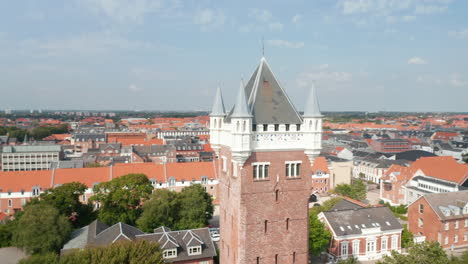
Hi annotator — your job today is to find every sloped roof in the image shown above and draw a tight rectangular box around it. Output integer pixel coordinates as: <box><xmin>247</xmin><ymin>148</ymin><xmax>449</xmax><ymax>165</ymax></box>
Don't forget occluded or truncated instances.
<box><xmin>410</xmin><ymin>156</ymin><xmax>468</xmax><ymax>184</ymax></box>
<box><xmin>421</xmin><ymin>190</ymin><xmax>468</xmax><ymax>221</ymax></box>
<box><xmin>210</xmin><ymin>87</ymin><xmax>226</xmax><ymax>116</ymax></box>
<box><xmin>229</xmin><ymin>57</ymin><xmax>302</xmax><ymax>124</ymax></box>
<box><xmin>311</xmin><ymin>156</ymin><xmax>330</xmax><ymax>174</ymax></box>
<box><xmin>322</xmin><ymin>207</ymin><xmax>402</xmax><ymax>237</ymax></box>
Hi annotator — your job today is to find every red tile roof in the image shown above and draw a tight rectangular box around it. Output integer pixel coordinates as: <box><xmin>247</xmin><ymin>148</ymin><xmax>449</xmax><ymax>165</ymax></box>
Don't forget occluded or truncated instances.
<box><xmin>311</xmin><ymin>157</ymin><xmax>330</xmax><ymax>173</ymax></box>
<box><xmin>410</xmin><ymin>156</ymin><xmax>468</xmax><ymax>184</ymax></box>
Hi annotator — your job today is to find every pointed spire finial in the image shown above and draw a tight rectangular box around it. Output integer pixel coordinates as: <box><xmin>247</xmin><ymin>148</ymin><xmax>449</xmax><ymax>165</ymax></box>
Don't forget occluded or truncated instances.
<box><xmin>303</xmin><ymin>82</ymin><xmax>322</xmax><ymax>118</ymax></box>
<box><xmin>262</xmin><ymin>37</ymin><xmax>265</xmax><ymax>57</ymax></box>
<box><xmin>232</xmin><ymin>79</ymin><xmax>252</xmax><ymax>118</ymax></box>
<box><xmin>210</xmin><ymin>87</ymin><xmax>226</xmax><ymax>116</ymax></box>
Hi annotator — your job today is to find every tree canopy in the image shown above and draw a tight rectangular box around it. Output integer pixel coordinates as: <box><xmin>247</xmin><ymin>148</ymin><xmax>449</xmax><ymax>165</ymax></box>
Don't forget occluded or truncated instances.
<box><xmin>377</xmin><ymin>241</ymin><xmax>449</xmax><ymax>264</ymax></box>
<box><xmin>137</xmin><ymin>184</ymin><xmax>214</xmax><ymax>232</ymax></box>
<box><xmin>91</xmin><ymin>174</ymin><xmax>153</xmax><ymax>226</ymax></box>
<box><xmin>309</xmin><ymin>213</ymin><xmax>331</xmax><ymax>256</ymax></box>
<box><xmin>19</xmin><ymin>240</ymin><xmax>164</xmax><ymax>264</ymax></box>
<box><xmin>29</xmin><ymin>182</ymin><xmax>95</xmax><ymax>227</ymax></box>
<box><xmin>13</xmin><ymin>203</ymin><xmax>72</xmax><ymax>254</ymax></box>
<box><xmin>333</xmin><ymin>180</ymin><xmax>367</xmax><ymax>201</ymax></box>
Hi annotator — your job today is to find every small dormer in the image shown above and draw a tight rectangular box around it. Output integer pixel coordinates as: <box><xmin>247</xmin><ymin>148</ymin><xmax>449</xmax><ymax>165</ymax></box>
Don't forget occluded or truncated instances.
<box><xmin>163</xmin><ymin>248</ymin><xmax>178</xmax><ymax>259</ymax></box>
<box><xmin>439</xmin><ymin>206</ymin><xmax>451</xmax><ymax>217</ymax></box>
<box><xmin>464</xmin><ymin>203</ymin><xmax>468</xmax><ymax>214</ymax></box>
<box><xmin>32</xmin><ymin>185</ymin><xmax>41</xmax><ymax>196</ymax></box>
<box><xmin>448</xmin><ymin>205</ymin><xmax>461</xmax><ymax>216</ymax></box>
<box><xmin>182</xmin><ymin>230</ymin><xmax>204</xmax><ymax>256</ymax></box>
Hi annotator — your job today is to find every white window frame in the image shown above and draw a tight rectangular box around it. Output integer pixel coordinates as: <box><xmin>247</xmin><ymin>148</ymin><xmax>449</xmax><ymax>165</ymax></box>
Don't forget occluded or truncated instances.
<box><xmin>221</xmin><ymin>156</ymin><xmax>227</xmax><ymax>172</ymax></box>
<box><xmin>465</xmin><ymin>219</ymin><xmax>468</xmax><ymax>228</ymax></box>
<box><xmin>366</xmin><ymin>239</ymin><xmax>376</xmax><ymax>254</ymax></box>
<box><xmin>454</xmin><ymin>235</ymin><xmax>458</xmax><ymax>243</ymax></box>
<box><xmin>253</xmin><ymin>162</ymin><xmax>270</xmax><ymax>180</ymax></box>
<box><xmin>8</xmin><ymin>199</ymin><xmax>12</xmax><ymax>207</ymax></box>
<box><xmin>163</xmin><ymin>248</ymin><xmax>177</xmax><ymax>259</ymax></box>
<box><xmin>232</xmin><ymin>161</ymin><xmax>238</xmax><ymax>177</ymax></box>
<box><xmin>445</xmin><ymin>222</ymin><xmax>449</xmax><ymax>231</ymax></box>
<box><xmin>444</xmin><ymin>236</ymin><xmax>449</xmax><ymax>245</ymax></box>
<box><xmin>455</xmin><ymin>220</ymin><xmax>459</xmax><ymax>229</ymax></box>
<box><xmin>285</xmin><ymin>161</ymin><xmax>302</xmax><ymax>178</ymax></box>
<box><xmin>341</xmin><ymin>241</ymin><xmax>349</xmax><ymax>258</ymax></box>
<box><xmin>188</xmin><ymin>245</ymin><xmax>202</xmax><ymax>256</ymax></box>
<box><xmin>381</xmin><ymin>236</ymin><xmax>388</xmax><ymax>252</ymax></box>
<box><xmin>352</xmin><ymin>240</ymin><xmax>360</xmax><ymax>256</ymax></box>
<box><xmin>391</xmin><ymin>235</ymin><xmax>398</xmax><ymax>249</ymax></box>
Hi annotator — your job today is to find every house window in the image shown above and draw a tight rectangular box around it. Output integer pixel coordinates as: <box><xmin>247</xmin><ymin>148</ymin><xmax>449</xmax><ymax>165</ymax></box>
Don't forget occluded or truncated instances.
<box><xmin>419</xmin><ymin>204</ymin><xmax>424</xmax><ymax>213</ymax></box>
<box><xmin>444</xmin><ymin>237</ymin><xmax>448</xmax><ymax>245</ymax></box>
<box><xmin>168</xmin><ymin>178</ymin><xmax>176</xmax><ymax>187</ymax></box>
<box><xmin>274</xmin><ymin>124</ymin><xmax>279</xmax><ymax>131</ymax></box>
<box><xmin>381</xmin><ymin>237</ymin><xmax>388</xmax><ymax>251</ymax></box>
<box><xmin>464</xmin><ymin>234</ymin><xmax>467</xmax><ymax>242</ymax></box>
<box><xmin>445</xmin><ymin>222</ymin><xmax>449</xmax><ymax>231</ymax></box>
<box><xmin>263</xmin><ymin>124</ymin><xmax>268</xmax><ymax>131</ymax></box>
<box><xmin>286</xmin><ymin>218</ymin><xmax>290</xmax><ymax>230</ymax></box>
<box><xmin>352</xmin><ymin>240</ymin><xmax>360</xmax><ymax>256</ymax></box>
<box><xmin>264</xmin><ymin>220</ymin><xmax>268</xmax><ymax>233</ymax></box>
<box><xmin>418</xmin><ymin>218</ymin><xmax>424</xmax><ymax>228</ymax></box>
<box><xmin>285</xmin><ymin>124</ymin><xmax>290</xmax><ymax>131</ymax></box>
<box><xmin>163</xmin><ymin>248</ymin><xmax>177</xmax><ymax>258</ymax></box>
<box><xmin>465</xmin><ymin>219</ymin><xmax>468</xmax><ymax>228</ymax></box>
<box><xmin>232</xmin><ymin>161</ymin><xmax>238</xmax><ymax>177</ymax></box>
<box><xmin>201</xmin><ymin>176</ymin><xmax>208</xmax><ymax>184</ymax></box>
<box><xmin>391</xmin><ymin>235</ymin><xmax>398</xmax><ymax>249</ymax></box>
<box><xmin>341</xmin><ymin>242</ymin><xmax>349</xmax><ymax>257</ymax></box>
<box><xmin>21</xmin><ymin>199</ymin><xmax>26</xmax><ymax>206</ymax></box>
<box><xmin>188</xmin><ymin>246</ymin><xmax>202</xmax><ymax>256</ymax></box>
<box><xmin>8</xmin><ymin>199</ymin><xmax>12</xmax><ymax>207</ymax></box>
<box><xmin>285</xmin><ymin>161</ymin><xmax>301</xmax><ymax>178</ymax></box>
<box><xmin>455</xmin><ymin>221</ymin><xmax>459</xmax><ymax>229</ymax></box>
<box><xmin>454</xmin><ymin>235</ymin><xmax>458</xmax><ymax>243</ymax></box>
<box><xmin>253</xmin><ymin>163</ymin><xmax>270</xmax><ymax>180</ymax></box>
<box><xmin>222</xmin><ymin>156</ymin><xmax>227</xmax><ymax>172</ymax></box>
<box><xmin>366</xmin><ymin>240</ymin><xmax>376</xmax><ymax>253</ymax></box>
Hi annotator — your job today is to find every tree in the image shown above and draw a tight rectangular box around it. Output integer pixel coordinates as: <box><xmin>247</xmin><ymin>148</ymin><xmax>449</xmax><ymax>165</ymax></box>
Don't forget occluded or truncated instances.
<box><xmin>401</xmin><ymin>224</ymin><xmax>413</xmax><ymax>248</ymax></box>
<box><xmin>13</xmin><ymin>204</ymin><xmax>72</xmax><ymax>254</ymax></box>
<box><xmin>19</xmin><ymin>240</ymin><xmax>164</xmax><ymax>264</ymax></box>
<box><xmin>91</xmin><ymin>174</ymin><xmax>153</xmax><ymax>226</ymax></box>
<box><xmin>31</xmin><ymin>182</ymin><xmax>95</xmax><ymax>227</ymax></box>
<box><xmin>175</xmin><ymin>184</ymin><xmax>214</xmax><ymax>230</ymax></box>
<box><xmin>136</xmin><ymin>189</ymin><xmax>179</xmax><ymax>232</ymax></box>
<box><xmin>334</xmin><ymin>180</ymin><xmax>367</xmax><ymax>201</ymax></box>
<box><xmin>309</xmin><ymin>213</ymin><xmax>331</xmax><ymax>256</ymax></box>
<box><xmin>377</xmin><ymin>241</ymin><xmax>449</xmax><ymax>264</ymax></box>
<box><xmin>338</xmin><ymin>257</ymin><xmax>360</xmax><ymax>264</ymax></box>
<box><xmin>0</xmin><ymin>221</ymin><xmax>13</xmax><ymax>247</ymax></box>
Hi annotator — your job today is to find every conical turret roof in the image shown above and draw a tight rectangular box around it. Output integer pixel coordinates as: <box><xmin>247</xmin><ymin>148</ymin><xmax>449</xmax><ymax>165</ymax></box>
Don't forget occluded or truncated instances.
<box><xmin>303</xmin><ymin>83</ymin><xmax>322</xmax><ymax>118</ymax></box>
<box><xmin>231</xmin><ymin>80</ymin><xmax>252</xmax><ymax>118</ymax></box>
<box><xmin>210</xmin><ymin>87</ymin><xmax>226</xmax><ymax>116</ymax></box>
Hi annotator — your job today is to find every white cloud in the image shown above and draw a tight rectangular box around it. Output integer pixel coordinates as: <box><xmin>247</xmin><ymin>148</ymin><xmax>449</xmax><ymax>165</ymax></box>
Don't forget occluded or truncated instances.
<box><xmin>77</xmin><ymin>0</ymin><xmax>181</xmax><ymax>23</ymax></box>
<box><xmin>448</xmin><ymin>29</ymin><xmax>468</xmax><ymax>39</ymax></box>
<box><xmin>194</xmin><ymin>9</ymin><xmax>226</xmax><ymax>31</ymax></box>
<box><xmin>292</xmin><ymin>14</ymin><xmax>302</xmax><ymax>24</ymax></box>
<box><xmin>128</xmin><ymin>84</ymin><xmax>143</xmax><ymax>92</ymax></box>
<box><xmin>267</xmin><ymin>39</ymin><xmax>304</xmax><ymax>49</ymax></box>
<box><xmin>297</xmin><ymin>65</ymin><xmax>352</xmax><ymax>88</ymax></box>
<box><xmin>408</xmin><ymin>57</ymin><xmax>427</xmax><ymax>65</ymax></box>
<box><xmin>415</xmin><ymin>5</ymin><xmax>447</xmax><ymax>14</ymax></box>
<box><xmin>269</xmin><ymin>22</ymin><xmax>284</xmax><ymax>31</ymax></box>
<box><xmin>402</xmin><ymin>15</ymin><xmax>416</xmax><ymax>22</ymax></box>
<box><xmin>449</xmin><ymin>74</ymin><xmax>468</xmax><ymax>87</ymax></box>
<box><xmin>249</xmin><ymin>9</ymin><xmax>273</xmax><ymax>22</ymax></box>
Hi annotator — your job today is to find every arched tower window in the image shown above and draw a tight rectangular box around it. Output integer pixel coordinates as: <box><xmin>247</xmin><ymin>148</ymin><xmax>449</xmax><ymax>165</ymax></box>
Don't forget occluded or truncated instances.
<box><xmin>286</xmin><ymin>218</ymin><xmax>290</xmax><ymax>230</ymax></box>
<box><xmin>214</xmin><ymin>119</ymin><xmax>217</xmax><ymax>129</ymax></box>
<box><xmin>243</xmin><ymin>120</ymin><xmax>246</xmax><ymax>132</ymax></box>
<box><xmin>264</xmin><ymin>220</ymin><xmax>268</xmax><ymax>233</ymax></box>
<box><xmin>293</xmin><ymin>252</ymin><xmax>296</xmax><ymax>263</ymax></box>
<box><xmin>275</xmin><ymin>254</ymin><xmax>278</xmax><ymax>264</ymax></box>
<box><xmin>236</xmin><ymin>121</ymin><xmax>240</xmax><ymax>132</ymax></box>
<box><xmin>275</xmin><ymin>190</ymin><xmax>279</xmax><ymax>201</ymax></box>
<box><xmin>309</xmin><ymin>120</ymin><xmax>313</xmax><ymax>129</ymax></box>
<box><xmin>315</xmin><ymin>119</ymin><xmax>319</xmax><ymax>130</ymax></box>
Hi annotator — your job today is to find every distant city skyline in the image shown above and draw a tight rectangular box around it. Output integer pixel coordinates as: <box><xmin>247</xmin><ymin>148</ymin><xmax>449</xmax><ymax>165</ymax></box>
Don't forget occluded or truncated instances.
<box><xmin>1</xmin><ymin>0</ymin><xmax>467</xmax><ymax>112</ymax></box>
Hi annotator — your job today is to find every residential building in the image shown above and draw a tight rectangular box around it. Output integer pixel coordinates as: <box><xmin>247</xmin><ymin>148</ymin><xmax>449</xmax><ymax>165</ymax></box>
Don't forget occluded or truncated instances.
<box><xmin>210</xmin><ymin>57</ymin><xmax>322</xmax><ymax>263</ymax></box>
<box><xmin>319</xmin><ymin>200</ymin><xmax>403</xmax><ymax>262</ymax></box>
<box><xmin>369</xmin><ymin>139</ymin><xmax>412</xmax><ymax>153</ymax></box>
<box><xmin>380</xmin><ymin>165</ymin><xmax>413</xmax><ymax>205</ymax></box>
<box><xmin>62</xmin><ymin>220</ymin><xmax>217</xmax><ymax>263</ymax></box>
<box><xmin>408</xmin><ymin>191</ymin><xmax>468</xmax><ymax>249</ymax></box>
<box><xmin>405</xmin><ymin>156</ymin><xmax>468</xmax><ymax>204</ymax></box>
<box><xmin>311</xmin><ymin>157</ymin><xmax>330</xmax><ymax>194</ymax></box>
<box><xmin>71</xmin><ymin>133</ymin><xmax>106</xmax><ymax>153</ymax></box>
<box><xmin>1</xmin><ymin>145</ymin><xmax>63</xmax><ymax>171</ymax></box>
<box><xmin>328</xmin><ymin>157</ymin><xmax>353</xmax><ymax>188</ymax></box>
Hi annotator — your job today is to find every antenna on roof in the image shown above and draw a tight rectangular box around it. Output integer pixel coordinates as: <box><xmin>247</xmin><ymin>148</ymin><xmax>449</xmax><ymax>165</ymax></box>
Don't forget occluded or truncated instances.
<box><xmin>262</xmin><ymin>37</ymin><xmax>265</xmax><ymax>57</ymax></box>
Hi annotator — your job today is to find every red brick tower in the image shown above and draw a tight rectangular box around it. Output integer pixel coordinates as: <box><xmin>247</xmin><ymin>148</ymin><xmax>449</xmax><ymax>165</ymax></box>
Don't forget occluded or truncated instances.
<box><xmin>210</xmin><ymin>57</ymin><xmax>323</xmax><ymax>264</ymax></box>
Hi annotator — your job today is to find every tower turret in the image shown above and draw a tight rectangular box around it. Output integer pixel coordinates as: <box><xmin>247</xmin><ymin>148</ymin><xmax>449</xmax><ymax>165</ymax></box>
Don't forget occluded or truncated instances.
<box><xmin>230</xmin><ymin>80</ymin><xmax>253</xmax><ymax>165</ymax></box>
<box><xmin>303</xmin><ymin>83</ymin><xmax>323</xmax><ymax>163</ymax></box>
<box><xmin>209</xmin><ymin>87</ymin><xmax>226</xmax><ymax>155</ymax></box>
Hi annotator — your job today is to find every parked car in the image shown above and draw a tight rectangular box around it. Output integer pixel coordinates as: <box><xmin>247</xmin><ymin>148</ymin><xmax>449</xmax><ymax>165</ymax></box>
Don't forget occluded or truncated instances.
<box><xmin>211</xmin><ymin>233</ymin><xmax>220</xmax><ymax>242</ymax></box>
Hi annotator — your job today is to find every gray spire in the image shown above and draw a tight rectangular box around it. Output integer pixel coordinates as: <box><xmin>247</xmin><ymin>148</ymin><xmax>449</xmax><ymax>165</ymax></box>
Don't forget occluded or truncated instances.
<box><xmin>231</xmin><ymin>80</ymin><xmax>252</xmax><ymax>118</ymax></box>
<box><xmin>303</xmin><ymin>83</ymin><xmax>322</xmax><ymax>118</ymax></box>
<box><xmin>210</xmin><ymin>87</ymin><xmax>226</xmax><ymax>116</ymax></box>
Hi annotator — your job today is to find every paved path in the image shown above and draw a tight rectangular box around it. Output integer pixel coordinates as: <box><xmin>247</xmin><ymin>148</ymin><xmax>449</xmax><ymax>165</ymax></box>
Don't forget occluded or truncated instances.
<box><xmin>0</xmin><ymin>247</ymin><xmax>28</xmax><ymax>264</ymax></box>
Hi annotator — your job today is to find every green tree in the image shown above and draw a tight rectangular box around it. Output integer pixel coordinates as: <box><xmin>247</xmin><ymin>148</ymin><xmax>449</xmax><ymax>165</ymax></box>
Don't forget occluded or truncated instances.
<box><xmin>377</xmin><ymin>241</ymin><xmax>449</xmax><ymax>264</ymax></box>
<box><xmin>19</xmin><ymin>253</ymin><xmax>59</xmax><ymax>264</ymax></box>
<box><xmin>13</xmin><ymin>204</ymin><xmax>72</xmax><ymax>254</ymax></box>
<box><xmin>309</xmin><ymin>213</ymin><xmax>331</xmax><ymax>256</ymax></box>
<box><xmin>338</xmin><ymin>257</ymin><xmax>360</xmax><ymax>264</ymax></box>
<box><xmin>175</xmin><ymin>184</ymin><xmax>214</xmax><ymax>230</ymax></box>
<box><xmin>0</xmin><ymin>221</ymin><xmax>13</xmax><ymax>247</ymax></box>
<box><xmin>30</xmin><ymin>182</ymin><xmax>95</xmax><ymax>227</ymax></box>
<box><xmin>334</xmin><ymin>180</ymin><xmax>367</xmax><ymax>201</ymax></box>
<box><xmin>136</xmin><ymin>189</ymin><xmax>179</xmax><ymax>232</ymax></box>
<box><xmin>401</xmin><ymin>224</ymin><xmax>413</xmax><ymax>248</ymax></box>
<box><xmin>91</xmin><ymin>174</ymin><xmax>153</xmax><ymax>226</ymax></box>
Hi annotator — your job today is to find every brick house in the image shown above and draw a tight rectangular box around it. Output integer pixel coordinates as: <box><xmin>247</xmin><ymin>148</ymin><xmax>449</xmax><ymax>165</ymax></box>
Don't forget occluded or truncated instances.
<box><xmin>318</xmin><ymin>200</ymin><xmax>403</xmax><ymax>262</ymax></box>
<box><xmin>62</xmin><ymin>220</ymin><xmax>217</xmax><ymax>263</ymax></box>
<box><xmin>408</xmin><ymin>190</ymin><xmax>468</xmax><ymax>249</ymax></box>
<box><xmin>380</xmin><ymin>164</ymin><xmax>413</xmax><ymax>205</ymax></box>
<box><xmin>369</xmin><ymin>139</ymin><xmax>411</xmax><ymax>153</ymax></box>
<box><xmin>210</xmin><ymin>57</ymin><xmax>322</xmax><ymax>263</ymax></box>
<box><xmin>311</xmin><ymin>157</ymin><xmax>330</xmax><ymax>194</ymax></box>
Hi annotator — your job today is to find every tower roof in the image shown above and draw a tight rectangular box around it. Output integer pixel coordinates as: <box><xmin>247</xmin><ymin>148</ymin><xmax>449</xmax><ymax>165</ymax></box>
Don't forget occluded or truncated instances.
<box><xmin>210</xmin><ymin>87</ymin><xmax>226</xmax><ymax>116</ymax></box>
<box><xmin>231</xmin><ymin>80</ymin><xmax>252</xmax><ymax>118</ymax></box>
<box><xmin>303</xmin><ymin>83</ymin><xmax>322</xmax><ymax>118</ymax></box>
<box><xmin>242</xmin><ymin>57</ymin><xmax>302</xmax><ymax>124</ymax></box>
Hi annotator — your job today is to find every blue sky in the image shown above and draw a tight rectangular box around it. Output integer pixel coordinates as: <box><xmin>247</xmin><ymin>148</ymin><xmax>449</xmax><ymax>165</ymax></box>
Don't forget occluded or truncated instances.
<box><xmin>0</xmin><ymin>0</ymin><xmax>467</xmax><ymax>112</ymax></box>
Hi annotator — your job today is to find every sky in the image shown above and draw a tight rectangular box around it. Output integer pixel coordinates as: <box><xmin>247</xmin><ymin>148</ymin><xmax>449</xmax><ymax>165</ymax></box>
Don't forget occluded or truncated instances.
<box><xmin>0</xmin><ymin>0</ymin><xmax>467</xmax><ymax>112</ymax></box>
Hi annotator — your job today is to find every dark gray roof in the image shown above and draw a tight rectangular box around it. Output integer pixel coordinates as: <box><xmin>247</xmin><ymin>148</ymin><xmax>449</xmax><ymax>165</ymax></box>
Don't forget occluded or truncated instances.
<box><xmin>228</xmin><ymin>57</ymin><xmax>302</xmax><ymax>124</ymax></box>
<box><xmin>394</xmin><ymin>150</ymin><xmax>436</xmax><ymax>161</ymax></box>
<box><xmin>50</xmin><ymin>160</ymin><xmax>84</xmax><ymax>169</ymax></box>
<box><xmin>422</xmin><ymin>190</ymin><xmax>468</xmax><ymax>221</ymax></box>
<box><xmin>210</xmin><ymin>87</ymin><xmax>226</xmax><ymax>116</ymax></box>
<box><xmin>231</xmin><ymin>80</ymin><xmax>252</xmax><ymax>118</ymax></box>
<box><xmin>322</xmin><ymin>207</ymin><xmax>402</xmax><ymax>237</ymax></box>
<box><xmin>133</xmin><ymin>145</ymin><xmax>173</xmax><ymax>156</ymax></box>
<box><xmin>136</xmin><ymin>227</ymin><xmax>216</xmax><ymax>263</ymax></box>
